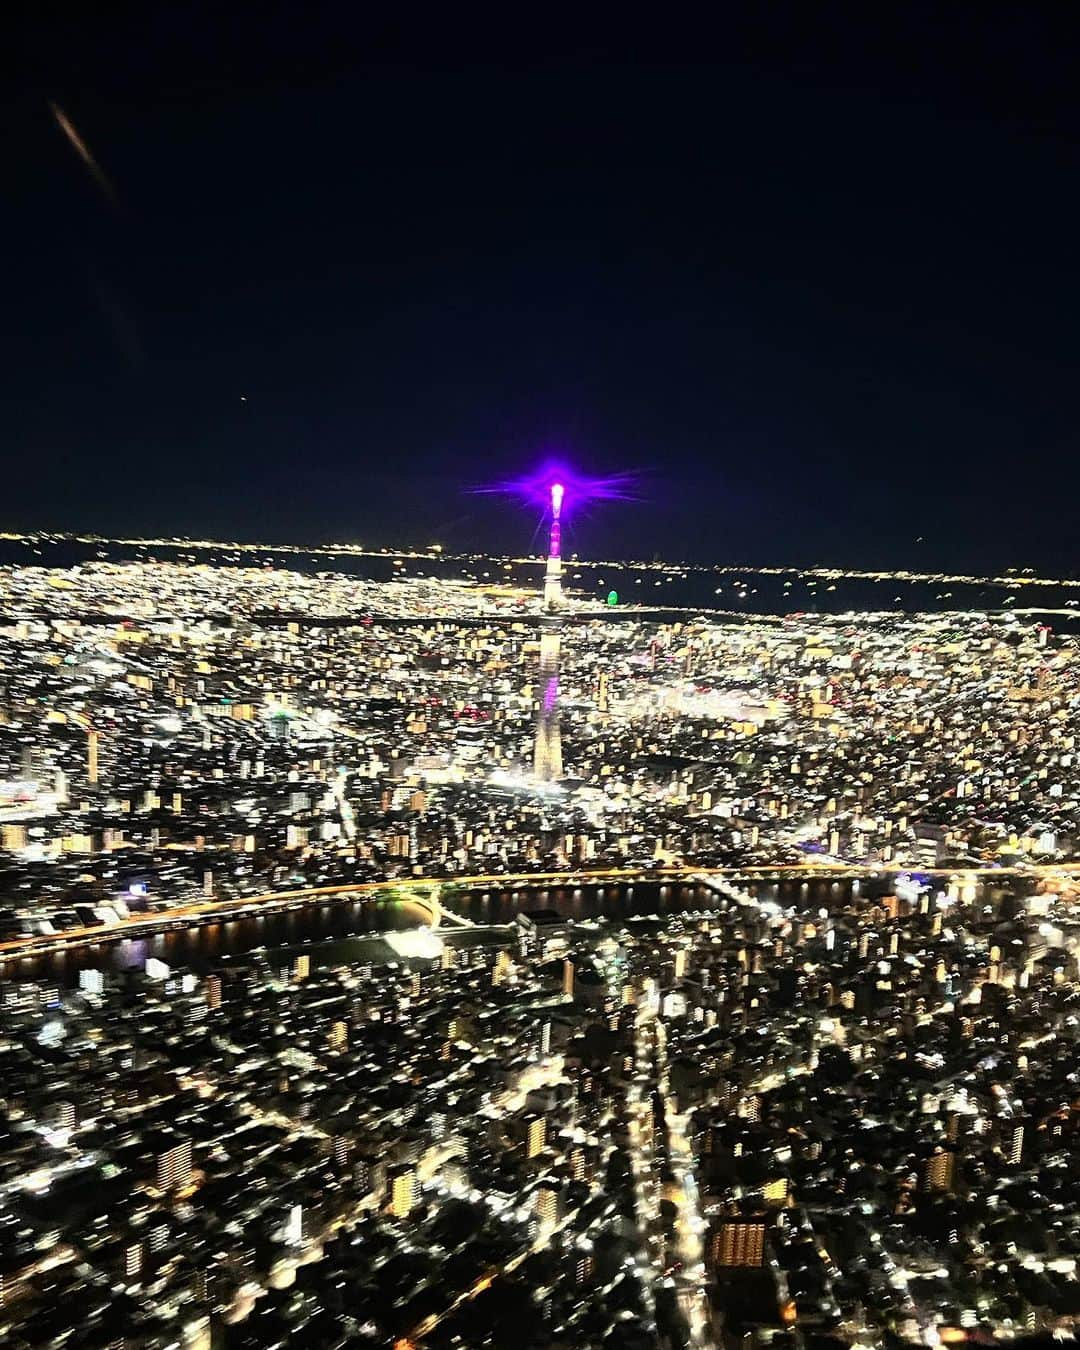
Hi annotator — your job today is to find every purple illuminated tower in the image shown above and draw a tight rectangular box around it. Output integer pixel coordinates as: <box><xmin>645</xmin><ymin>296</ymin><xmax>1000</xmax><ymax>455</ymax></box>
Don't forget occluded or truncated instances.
<box><xmin>543</xmin><ymin>481</ymin><xmax>565</xmax><ymax>613</ymax></box>
<box><xmin>534</xmin><ymin>481</ymin><xmax>565</xmax><ymax>781</ymax></box>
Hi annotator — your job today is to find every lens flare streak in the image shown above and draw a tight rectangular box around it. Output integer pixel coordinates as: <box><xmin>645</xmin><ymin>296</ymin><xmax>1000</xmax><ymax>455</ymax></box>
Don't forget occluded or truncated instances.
<box><xmin>50</xmin><ymin>102</ymin><xmax>119</xmax><ymax>208</ymax></box>
<box><xmin>474</xmin><ymin>462</ymin><xmax>638</xmax><ymax>520</ymax></box>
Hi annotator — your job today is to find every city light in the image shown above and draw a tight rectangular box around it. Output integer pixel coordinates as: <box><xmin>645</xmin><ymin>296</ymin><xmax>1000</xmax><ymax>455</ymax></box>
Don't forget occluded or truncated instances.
<box><xmin>0</xmin><ymin>515</ymin><xmax>1077</xmax><ymax>1346</ymax></box>
<box><xmin>12</xmin><ymin>8</ymin><xmax>1077</xmax><ymax>1343</ymax></box>
<box><xmin>474</xmin><ymin>461</ymin><xmax>639</xmax><ymax>520</ymax></box>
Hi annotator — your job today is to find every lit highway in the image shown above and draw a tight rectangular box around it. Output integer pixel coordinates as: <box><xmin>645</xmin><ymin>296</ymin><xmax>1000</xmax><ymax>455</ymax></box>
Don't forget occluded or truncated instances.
<box><xmin>631</xmin><ymin>980</ymin><xmax>712</xmax><ymax>1347</ymax></box>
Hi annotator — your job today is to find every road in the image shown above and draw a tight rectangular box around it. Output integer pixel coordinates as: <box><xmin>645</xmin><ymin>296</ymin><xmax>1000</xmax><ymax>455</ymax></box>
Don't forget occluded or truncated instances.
<box><xmin>632</xmin><ymin>984</ymin><xmax>714</xmax><ymax>1347</ymax></box>
<box><xmin>405</xmin><ymin>1192</ymin><xmax>600</xmax><ymax>1344</ymax></box>
<box><xmin>328</xmin><ymin>771</ymin><xmax>357</xmax><ymax>841</ymax></box>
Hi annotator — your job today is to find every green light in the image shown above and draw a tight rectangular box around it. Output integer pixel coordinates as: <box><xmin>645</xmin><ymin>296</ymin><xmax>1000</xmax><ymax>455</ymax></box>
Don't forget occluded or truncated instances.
<box><xmin>606</xmin><ymin>589</ymin><xmax>619</xmax><ymax>606</ymax></box>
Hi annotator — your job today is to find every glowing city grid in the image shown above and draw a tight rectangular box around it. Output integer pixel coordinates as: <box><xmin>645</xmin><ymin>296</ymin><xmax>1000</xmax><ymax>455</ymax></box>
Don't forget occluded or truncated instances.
<box><xmin>0</xmin><ymin>493</ymin><xmax>1079</xmax><ymax>1347</ymax></box>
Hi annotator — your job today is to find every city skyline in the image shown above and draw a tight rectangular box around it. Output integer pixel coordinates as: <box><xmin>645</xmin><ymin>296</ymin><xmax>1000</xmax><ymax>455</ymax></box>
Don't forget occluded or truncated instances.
<box><xmin>7</xmin><ymin>6</ymin><xmax>1080</xmax><ymax>1347</ymax></box>
<box><xmin>1</xmin><ymin>532</ymin><xmax>1079</xmax><ymax>1346</ymax></box>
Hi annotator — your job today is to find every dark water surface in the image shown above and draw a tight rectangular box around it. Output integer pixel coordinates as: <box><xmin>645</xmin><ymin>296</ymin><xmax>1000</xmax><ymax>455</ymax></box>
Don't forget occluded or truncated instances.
<box><xmin>0</xmin><ymin>876</ymin><xmax>899</xmax><ymax>984</ymax></box>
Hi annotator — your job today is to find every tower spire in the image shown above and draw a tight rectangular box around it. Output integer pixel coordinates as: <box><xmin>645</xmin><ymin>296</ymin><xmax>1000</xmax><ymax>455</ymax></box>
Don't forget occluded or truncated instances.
<box><xmin>534</xmin><ymin>480</ymin><xmax>565</xmax><ymax>780</ymax></box>
<box><xmin>542</xmin><ymin>480</ymin><xmax>564</xmax><ymax>613</ymax></box>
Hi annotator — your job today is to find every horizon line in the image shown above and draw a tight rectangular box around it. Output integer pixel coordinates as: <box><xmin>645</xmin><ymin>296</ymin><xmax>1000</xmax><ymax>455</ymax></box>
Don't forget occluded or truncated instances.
<box><xmin>0</xmin><ymin>530</ymin><xmax>1075</xmax><ymax>591</ymax></box>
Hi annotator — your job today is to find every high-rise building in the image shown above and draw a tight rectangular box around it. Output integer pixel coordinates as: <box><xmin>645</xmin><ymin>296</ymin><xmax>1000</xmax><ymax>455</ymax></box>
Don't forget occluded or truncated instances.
<box><xmin>1</xmin><ymin>824</ymin><xmax>27</xmax><ymax>850</ymax></box>
<box><xmin>79</xmin><ymin>968</ymin><xmax>105</xmax><ymax>995</ymax></box>
<box><xmin>708</xmin><ymin>1219</ymin><xmax>766</xmax><ymax>1269</ymax></box>
<box><xmin>284</xmin><ymin>1204</ymin><xmax>305</xmax><ymax>1246</ymax></box>
<box><xmin>762</xmin><ymin>1177</ymin><xmax>789</xmax><ymax>1205</ymax></box>
<box><xmin>525</xmin><ymin>1114</ymin><xmax>547</xmax><ymax>1159</ymax></box>
<box><xmin>20</xmin><ymin>743</ymin><xmax>50</xmax><ymax>785</ymax></box>
<box><xmin>923</xmin><ymin>1147</ymin><xmax>956</xmax><ymax>1193</ymax></box>
<box><xmin>493</xmin><ymin>950</ymin><xmax>513</xmax><ymax>986</ymax></box>
<box><xmin>157</xmin><ymin>1136</ymin><xmax>193</xmax><ymax>1192</ymax></box>
<box><xmin>389</xmin><ymin>1166</ymin><xmax>419</xmax><ymax>1218</ymax></box>
<box><xmin>125</xmin><ymin>1241</ymin><xmax>143</xmax><ymax>1280</ymax></box>
<box><xmin>596</xmin><ymin>670</ymin><xmax>609</xmax><ymax>713</ymax></box>
<box><xmin>536</xmin><ymin>1183</ymin><xmax>559</xmax><ymax>1228</ymax></box>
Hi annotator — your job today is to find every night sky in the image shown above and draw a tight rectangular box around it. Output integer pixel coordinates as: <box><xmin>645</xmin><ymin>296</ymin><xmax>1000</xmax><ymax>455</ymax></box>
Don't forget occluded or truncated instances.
<box><xmin>8</xmin><ymin>5</ymin><xmax>1080</xmax><ymax>569</ymax></box>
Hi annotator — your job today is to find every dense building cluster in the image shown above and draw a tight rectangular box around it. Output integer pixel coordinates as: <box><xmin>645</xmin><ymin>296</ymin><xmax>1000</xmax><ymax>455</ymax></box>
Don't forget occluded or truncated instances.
<box><xmin>660</xmin><ymin>873</ymin><xmax>1080</xmax><ymax>1345</ymax></box>
<box><xmin>0</xmin><ymin>560</ymin><xmax>1076</xmax><ymax>944</ymax></box>
<box><xmin>2</xmin><ymin>871</ymin><xmax>1080</xmax><ymax>1346</ymax></box>
<box><xmin>0</xmin><ymin>926</ymin><xmax>654</xmax><ymax>1347</ymax></box>
<box><xmin>1</xmin><ymin>552</ymin><xmax>1080</xmax><ymax>1346</ymax></box>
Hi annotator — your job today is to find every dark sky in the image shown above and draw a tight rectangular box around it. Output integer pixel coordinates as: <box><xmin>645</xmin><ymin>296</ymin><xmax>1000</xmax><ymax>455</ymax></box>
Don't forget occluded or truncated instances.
<box><xmin>8</xmin><ymin>4</ymin><xmax>1080</xmax><ymax>568</ymax></box>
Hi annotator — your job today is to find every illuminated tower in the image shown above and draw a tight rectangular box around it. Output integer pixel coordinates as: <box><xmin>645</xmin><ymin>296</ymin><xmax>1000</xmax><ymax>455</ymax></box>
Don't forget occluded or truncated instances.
<box><xmin>543</xmin><ymin>481</ymin><xmax>564</xmax><ymax>612</ymax></box>
<box><xmin>533</xmin><ymin>482</ymin><xmax>564</xmax><ymax>781</ymax></box>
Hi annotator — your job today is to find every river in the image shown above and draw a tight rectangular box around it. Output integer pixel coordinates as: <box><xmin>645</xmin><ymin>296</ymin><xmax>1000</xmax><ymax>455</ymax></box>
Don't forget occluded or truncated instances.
<box><xmin>0</xmin><ymin>874</ymin><xmax>926</xmax><ymax>984</ymax></box>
